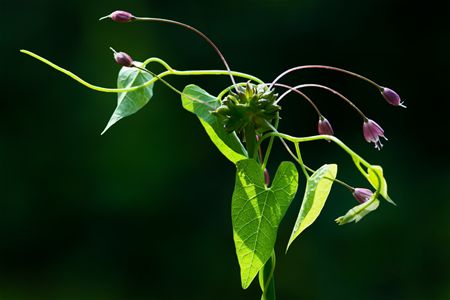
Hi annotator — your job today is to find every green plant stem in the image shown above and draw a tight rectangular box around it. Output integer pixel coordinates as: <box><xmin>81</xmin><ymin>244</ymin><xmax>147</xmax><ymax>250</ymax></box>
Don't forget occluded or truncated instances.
<box><xmin>19</xmin><ymin>50</ymin><xmax>263</xmax><ymax>94</ymax></box>
<box><xmin>294</xmin><ymin>143</ymin><xmax>310</xmax><ymax>179</ymax></box>
<box><xmin>261</xmin><ymin>113</ymin><xmax>279</xmax><ymax>171</ymax></box>
<box><xmin>244</xmin><ymin>124</ymin><xmax>257</xmax><ymax>160</ymax></box>
<box><xmin>259</xmin><ymin>252</ymin><xmax>276</xmax><ymax>300</ymax></box>
<box><xmin>259</xmin><ymin>132</ymin><xmax>383</xmax><ymax>198</ymax></box>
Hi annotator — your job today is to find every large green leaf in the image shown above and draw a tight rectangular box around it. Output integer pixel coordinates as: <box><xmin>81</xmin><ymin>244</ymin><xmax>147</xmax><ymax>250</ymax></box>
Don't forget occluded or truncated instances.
<box><xmin>335</xmin><ymin>196</ymin><xmax>380</xmax><ymax>225</ymax></box>
<box><xmin>286</xmin><ymin>164</ymin><xmax>337</xmax><ymax>251</ymax></box>
<box><xmin>102</xmin><ymin>63</ymin><xmax>154</xmax><ymax>134</ymax></box>
<box><xmin>232</xmin><ymin>159</ymin><xmax>298</xmax><ymax>289</ymax></box>
<box><xmin>181</xmin><ymin>85</ymin><xmax>247</xmax><ymax>163</ymax></box>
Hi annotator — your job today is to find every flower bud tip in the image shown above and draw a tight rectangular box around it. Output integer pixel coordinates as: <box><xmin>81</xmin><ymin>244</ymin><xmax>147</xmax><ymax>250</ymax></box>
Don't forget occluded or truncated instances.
<box><xmin>352</xmin><ymin>188</ymin><xmax>373</xmax><ymax>204</ymax></box>
<box><xmin>112</xmin><ymin>50</ymin><xmax>134</xmax><ymax>67</ymax></box>
<box><xmin>318</xmin><ymin>116</ymin><xmax>334</xmax><ymax>136</ymax></box>
<box><xmin>99</xmin><ymin>10</ymin><xmax>135</xmax><ymax>23</ymax></box>
<box><xmin>381</xmin><ymin>87</ymin><xmax>406</xmax><ymax>108</ymax></box>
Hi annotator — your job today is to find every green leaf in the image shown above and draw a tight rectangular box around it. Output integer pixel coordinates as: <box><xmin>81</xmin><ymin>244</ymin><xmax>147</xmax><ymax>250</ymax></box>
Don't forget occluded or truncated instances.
<box><xmin>335</xmin><ymin>196</ymin><xmax>380</xmax><ymax>225</ymax></box>
<box><xmin>367</xmin><ymin>165</ymin><xmax>395</xmax><ymax>205</ymax></box>
<box><xmin>232</xmin><ymin>159</ymin><xmax>298</xmax><ymax>289</ymax></box>
<box><xmin>287</xmin><ymin>164</ymin><xmax>337</xmax><ymax>251</ymax></box>
<box><xmin>102</xmin><ymin>63</ymin><xmax>154</xmax><ymax>134</ymax></box>
<box><xmin>181</xmin><ymin>85</ymin><xmax>247</xmax><ymax>164</ymax></box>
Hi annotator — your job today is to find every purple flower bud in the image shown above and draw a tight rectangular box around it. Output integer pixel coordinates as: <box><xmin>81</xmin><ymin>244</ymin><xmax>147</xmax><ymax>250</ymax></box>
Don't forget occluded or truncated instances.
<box><xmin>352</xmin><ymin>188</ymin><xmax>373</xmax><ymax>204</ymax></box>
<box><xmin>114</xmin><ymin>51</ymin><xmax>134</xmax><ymax>67</ymax></box>
<box><xmin>264</xmin><ymin>169</ymin><xmax>270</xmax><ymax>186</ymax></box>
<box><xmin>363</xmin><ymin>119</ymin><xmax>387</xmax><ymax>150</ymax></box>
<box><xmin>381</xmin><ymin>87</ymin><xmax>406</xmax><ymax>108</ymax></box>
<box><xmin>317</xmin><ymin>116</ymin><xmax>334</xmax><ymax>136</ymax></box>
<box><xmin>110</xmin><ymin>10</ymin><xmax>135</xmax><ymax>23</ymax></box>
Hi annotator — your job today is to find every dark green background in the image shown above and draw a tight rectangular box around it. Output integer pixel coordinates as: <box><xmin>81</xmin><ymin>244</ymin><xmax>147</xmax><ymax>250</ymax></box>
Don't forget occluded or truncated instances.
<box><xmin>2</xmin><ymin>0</ymin><xmax>449</xmax><ymax>299</ymax></box>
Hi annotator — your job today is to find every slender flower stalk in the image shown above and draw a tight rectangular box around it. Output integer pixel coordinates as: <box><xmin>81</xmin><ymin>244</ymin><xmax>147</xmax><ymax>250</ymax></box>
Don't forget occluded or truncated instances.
<box><xmin>100</xmin><ymin>10</ymin><xmax>238</xmax><ymax>91</ymax></box>
<box><xmin>269</xmin><ymin>65</ymin><xmax>381</xmax><ymax>90</ymax></box>
<box><xmin>292</xmin><ymin>83</ymin><xmax>367</xmax><ymax>119</ymax></box>
<box><xmin>273</xmin><ymin>83</ymin><xmax>321</xmax><ymax>117</ymax></box>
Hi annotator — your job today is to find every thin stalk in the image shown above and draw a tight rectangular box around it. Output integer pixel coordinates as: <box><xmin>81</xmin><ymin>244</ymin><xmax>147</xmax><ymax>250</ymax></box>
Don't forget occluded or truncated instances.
<box><xmin>261</xmin><ymin>113</ymin><xmax>279</xmax><ymax>171</ymax></box>
<box><xmin>269</xmin><ymin>65</ymin><xmax>382</xmax><ymax>91</ymax></box>
<box><xmin>273</xmin><ymin>83</ymin><xmax>322</xmax><ymax>117</ymax></box>
<box><xmin>134</xmin><ymin>17</ymin><xmax>238</xmax><ymax>90</ymax></box>
<box><xmin>293</xmin><ymin>84</ymin><xmax>367</xmax><ymax>120</ymax></box>
<box><xmin>304</xmin><ymin>165</ymin><xmax>354</xmax><ymax>191</ymax></box>
<box><xmin>294</xmin><ymin>143</ymin><xmax>310</xmax><ymax>179</ymax></box>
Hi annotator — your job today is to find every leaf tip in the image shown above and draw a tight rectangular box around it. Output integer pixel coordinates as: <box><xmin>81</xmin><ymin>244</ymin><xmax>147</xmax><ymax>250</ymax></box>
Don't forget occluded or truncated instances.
<box><xmin>386</xmin><ymin>196</ymin><xmax>396</xmax><ymax>206</ymax></box>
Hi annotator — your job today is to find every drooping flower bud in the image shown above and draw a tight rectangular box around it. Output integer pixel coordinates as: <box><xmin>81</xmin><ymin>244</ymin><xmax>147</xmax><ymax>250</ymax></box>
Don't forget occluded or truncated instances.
<box><xmin>363</xmin><ymin>119</ymin><xmax>387</xmax><ymax>150</ymax></box>
<box><xmin>100</xmin><ymin>10</ymin><xmax>135</xmax><ymax>23</ymax></box>
<box><xmin>317</xmin><ymin>116</ymin><xmax>334</xmax><ymax>136</ymax></box>
<box><xmin>113</xmin><ymin>51</ymin><xmax>134</xmax><ymax>67</ymax></box>
<box><xmin>381</xmin><ymin>87</ymin><xmax>406</xmax><ymax>108</ymax></box>
<box><xmin>352</xmin><ymin>188</ymin><xmax>373</xmax><ymax>204</ymax></box>
<box><xmin>264</xmin><ymin>169</ymin><xmax>270</xmax><ymax>186</ymax></box>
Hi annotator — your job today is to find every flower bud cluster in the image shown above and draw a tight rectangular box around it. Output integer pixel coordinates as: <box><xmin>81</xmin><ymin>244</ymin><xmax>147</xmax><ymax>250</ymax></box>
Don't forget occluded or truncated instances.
<box><xmin>212</xmin><ymin>83</ymin><xmax>280</xmax><ymax>133</ymax></box>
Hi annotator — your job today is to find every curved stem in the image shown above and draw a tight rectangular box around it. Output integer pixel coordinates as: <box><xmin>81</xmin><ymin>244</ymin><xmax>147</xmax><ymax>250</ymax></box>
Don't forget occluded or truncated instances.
<box><xmin>261</xmin><ymin>113</ymin><xmax>279</xmax><ymax>171</ymax></box>
<box><xmin>273</xmin><ymin>83</ymin><xmax>322</xmax><ymax>117</ymax></box>
<box><xmin>294</xmin><ymin>84</ymin><xmax>367</xmax><ymax>120</ymax></box>
<box><xmin>259</xmin><ymin>252</ymin><xmax>276</xmax><ymax>300</ymax></box>
<box><xmin>134</xmin><ymin>17</ymin><xmax>238</xmax><ymax>90</ymax></box>
<box><xmin>269</xmin><ymin>65</ymin><xmax>382</xmax><ymax>91</ymax></box>
<box><xmin>20</xmin><ymin>50</ymin><xmax>263</xmax><ymax>94</ymax></box>
<box><xmin>259</xmin><ymin>131</ymin><xmax>382</xmax><ymax>198</ymax></box>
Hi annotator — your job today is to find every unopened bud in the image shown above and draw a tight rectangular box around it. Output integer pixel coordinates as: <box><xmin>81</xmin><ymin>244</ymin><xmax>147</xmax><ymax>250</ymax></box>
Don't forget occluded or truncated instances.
<box><xmin>318</xmin><ymin>116</ymin><xmax>334</xmax><ymax>136</ymax></box>
<box><xmin>352</xmin><ymin>188</ymin><xmax>373</xmax><ymax>204</ymax></box>
<box><xmin>264</xmin><ymin>169</ymin><xmax>270</xmax><ymax>186</ymax></box>
<box><xmin>100</xmin><ymin>10</ymin><xmax>135</xmax><ymax>23</ymax></box>
<box><xmin>381</xmin><ymin>87</ymin><xmax>406</xmax><ymax>108</ymax></box>
<box><xmin>113</xmin><ymin>51</ymin><xmax>134</xmax><ymax>67</ymax></box>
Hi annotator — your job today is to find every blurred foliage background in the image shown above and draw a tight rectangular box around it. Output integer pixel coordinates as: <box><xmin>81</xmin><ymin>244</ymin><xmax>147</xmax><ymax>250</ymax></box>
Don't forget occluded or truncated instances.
<box><xmin>1</xmin><ymin>0</ymin><xmax>449</xmax><ymax>299</ymax></box>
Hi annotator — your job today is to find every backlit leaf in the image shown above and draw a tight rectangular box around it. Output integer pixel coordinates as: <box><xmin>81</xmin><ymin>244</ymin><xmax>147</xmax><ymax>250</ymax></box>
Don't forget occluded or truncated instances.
<box><xmin>232</xmin><ymin>159</ymin><xmax>298</xmax><ymax>289</ymax></box>
<box><xmin>287</xmin><ymin>164</ymin><xmax>337</xmax><ymax>251</ymax></box>
<box><xmin>102</xmin><ymin>62</ymin><xmax>154</xmax><ymax>134</ymax></box>
<box><xmin>181</xmin><ymin>85</ymin><xmax>247</xmax><ymax>163</ymax></box>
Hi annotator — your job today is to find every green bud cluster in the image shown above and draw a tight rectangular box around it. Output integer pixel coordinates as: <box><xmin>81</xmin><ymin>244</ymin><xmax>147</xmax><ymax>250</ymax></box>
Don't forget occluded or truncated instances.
<box><xmin>212</xmin><ymin>83</ymin><xmax>280</xmax><ymax>133</ymax></box>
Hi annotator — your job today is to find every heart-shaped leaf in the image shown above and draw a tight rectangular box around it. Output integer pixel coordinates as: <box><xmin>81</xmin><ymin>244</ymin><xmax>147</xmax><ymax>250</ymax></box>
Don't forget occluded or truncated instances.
<box><xmin>181</xmin><ymin>85</ymin><xmax>247</xmax><ymax>164</ymax></box>
<box><xmin>102</xmin><ymin>63</ymin><xmax>154</xmax><ymax>134</ymax></box>
<box><xmin>287</xmin><ymin>164</ymin><xmax>337</xmax><ymax>251</ymax></box>
<box><xmin>232</xmin><ymin>159</ymin><xmax>298</xmax><ymax>289</ymax></box>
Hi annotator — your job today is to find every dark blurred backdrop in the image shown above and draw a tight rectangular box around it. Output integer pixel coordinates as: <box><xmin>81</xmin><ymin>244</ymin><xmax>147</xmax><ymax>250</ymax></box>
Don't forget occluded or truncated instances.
<box><xmin>2</xmin><ymin>0</ymin><xmax>450</xmax><ymax>299</ymax></box>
